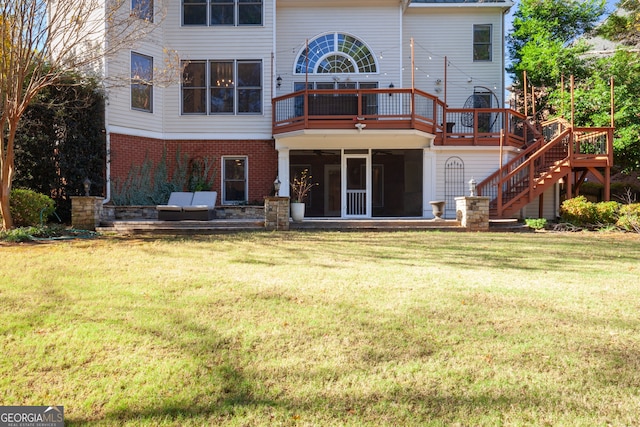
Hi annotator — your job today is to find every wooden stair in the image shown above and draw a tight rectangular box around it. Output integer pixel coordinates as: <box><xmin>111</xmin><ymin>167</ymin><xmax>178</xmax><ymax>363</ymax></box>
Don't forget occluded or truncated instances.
<box><xmin>478</xmin><ymin>118</ymin><xmax>613</xmax><ymax>219</ymax></box>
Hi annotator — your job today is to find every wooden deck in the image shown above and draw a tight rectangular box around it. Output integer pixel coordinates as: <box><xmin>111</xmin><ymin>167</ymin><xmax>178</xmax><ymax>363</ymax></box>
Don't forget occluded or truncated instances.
<box><xmin>273</xmin><ymin>89</ymin><xmax>614</xmax><ymax>218</ymax></box>
<box><xmin>272</xmin><ymin>88</ymin><xmax>535</xmax><ymax>148</ymax></box>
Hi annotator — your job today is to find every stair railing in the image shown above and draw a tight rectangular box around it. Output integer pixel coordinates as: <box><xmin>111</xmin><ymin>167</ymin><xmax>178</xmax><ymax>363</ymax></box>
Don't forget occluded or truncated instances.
<box><xmin>477</xmin><ymin>125</ymin><xmax>572</xmax><ymax>217</ymax></box>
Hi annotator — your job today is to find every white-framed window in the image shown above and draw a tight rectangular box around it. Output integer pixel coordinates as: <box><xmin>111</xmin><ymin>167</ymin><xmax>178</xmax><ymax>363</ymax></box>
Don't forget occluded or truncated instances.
<box><xmin>132</xmin><ymin>0</ymin><xmax>153</xmax><ymax>21</ymax></box>
<box><xmin>222</xmin><ymin>156</ymin><xmax>248</xmax><ymax>204</ymax></box>
<box><xmin>183</xmin><ymin>0</ymin><xmax>262</xmax><ymax>26</ymax></box>
<box><xmin>181</xmin><ymin>60</ymin><xmax>262</xmax><ymax>115</ymax></box>
<box><xmin>131</xmin><ymin>52</ymin><xmax>153</xmax><ymax>112</ymax></box>
<box><xmin>473</xmin><ymin>24</ymin><xmax>492</xmax><ymax>61</ymax></box>
<box><xmin>294</xmin><ymin>32</ymin><xmax>377</xmax><ymax>74</ymax></box>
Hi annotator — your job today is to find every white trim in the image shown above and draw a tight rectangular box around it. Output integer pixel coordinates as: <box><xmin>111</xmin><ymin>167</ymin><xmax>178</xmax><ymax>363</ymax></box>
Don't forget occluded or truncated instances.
<box><xmin>181</xmin><ymin>0</ymin><xmax>265</xmax><ymax>27</ymax></box>
<box><xmin>130</xmin><ymin>51</ymin><xmax>154</xmax><ymax>113</ymax></box>
<box><xmin>275</xmin><ymin>129</ymin><xmax>434</xmax><ymax>150</ymax></box>
<box><xmin>431</xmin><ymin>145</ymin><xmax>520</xmax><ymax>153</ymax></box>
<box><xmin>107</xmin><ymin>125</ymin><xmax>272</xmax><ymax>140</ymax></box>
<box><xmin>423</xmin><ymin>149</ymin><xmax>436</xmax><ymax>217</ymax></box>
<box><xmin>277</xmin><ymin>148</ymin><xmax>290</xmax><ymax>198</ymax></box>
<box><xmin>221</xmin><ymin>155</ymin><xmax>249</xmax><ymax>205</ymax></box>
<box><xmin>409</xmin><ymin>1</ymin><xmax>513</xmax><ymax>10</ymax></box>
<box><xmin>292</xmin><ymin>31</ymin><xmax>380</xmax><ymax>76</ymax></box>
<box><xmin>342</xmin><ymin>152</ymin><xmax>371</xmax><ymax>218</ymax></box>
<box><xmin>472</xmin><ymin>23</ymin><xmax>493</xmax><ymax>62</ymax></box>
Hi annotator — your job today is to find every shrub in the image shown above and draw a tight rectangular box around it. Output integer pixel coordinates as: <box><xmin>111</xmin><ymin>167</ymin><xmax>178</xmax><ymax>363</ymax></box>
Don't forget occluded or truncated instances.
<box><xmin>560</xmin><ymin>196</ymin><xmax>597</xmax><ymax>226</ymax></box>
<box><xmin>525</xmin><ymin>218</ymin><xmax>547</xmax><ymax>230</ymax></box>
<box><xmin>616</xmin><ymin>203</ymin><xmax>640</xmax><ymax>232</ymax></box>
<box><xmin>111</xmin><ymin>148</ymin><xmax>217</xmax><ymax>205</ymax></box>
<box><xmin>3</xmin><ymin>189</ymin><xmax>56</xmax><ymax>227</ymax></box>
<box><xmin>0</xmin><ymin>224</ymin><xmax>83</xmax><ymax>243</ymax></box>
<box><xmin>594</xmin><ymin>201</ymin><xmax>620</xmax><ymax>225</ymax></box>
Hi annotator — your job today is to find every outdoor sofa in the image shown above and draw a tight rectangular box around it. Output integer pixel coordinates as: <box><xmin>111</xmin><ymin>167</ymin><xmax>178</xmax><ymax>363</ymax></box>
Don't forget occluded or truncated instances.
<box><xmin>157</xmin><ymin>191</ymin><xmax>217</xmax><ymax>220</ymax></box>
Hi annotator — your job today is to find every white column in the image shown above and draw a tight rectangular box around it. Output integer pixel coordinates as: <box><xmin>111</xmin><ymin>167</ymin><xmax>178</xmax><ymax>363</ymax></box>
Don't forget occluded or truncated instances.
<box><xmin>423</xmin><ymin>149</ymin><xmax>437</xmax><ymax>218</ymax></box>
<box><xmin>277</xmin><ymin>147</ymin><xmax>290</xmax><ymax>198</ymax></box>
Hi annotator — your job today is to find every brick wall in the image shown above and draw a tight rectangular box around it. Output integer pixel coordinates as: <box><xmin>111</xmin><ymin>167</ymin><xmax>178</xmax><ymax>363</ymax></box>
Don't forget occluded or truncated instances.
<box><xmin>109</xmin><ymin>134</ymin><xmax>278</xmax><ymax>203</ymax></box>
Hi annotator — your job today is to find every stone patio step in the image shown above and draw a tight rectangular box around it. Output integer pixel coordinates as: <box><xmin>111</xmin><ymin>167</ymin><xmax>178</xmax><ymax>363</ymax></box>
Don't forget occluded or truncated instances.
<box><xmin>97</xmin><ymin>218</ymin><xmax>465</xmax><ymax>234</ymax></box>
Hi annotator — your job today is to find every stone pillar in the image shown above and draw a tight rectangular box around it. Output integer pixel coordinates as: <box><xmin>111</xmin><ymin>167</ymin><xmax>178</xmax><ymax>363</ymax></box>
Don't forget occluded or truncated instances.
<box><xmin>264</xmin><ymin>197</ymin><xmax>290</xmax><ymax>231</ymax></box>
<box><xmin>455</xmin><ymin>196</ymin><xmax>489</xmax><ymax>232</ymax></box>
<box><xmin>71</xmin><ymin>196</ymin><xmax>104</xmax><ymax>231</ymax></box>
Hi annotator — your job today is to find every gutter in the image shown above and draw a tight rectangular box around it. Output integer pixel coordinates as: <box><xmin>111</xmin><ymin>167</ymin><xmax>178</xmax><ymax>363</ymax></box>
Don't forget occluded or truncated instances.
<box><xmin>408</xmin><ymin>0</ymin><xmax>514</xmax><ymax>12</ymax></box>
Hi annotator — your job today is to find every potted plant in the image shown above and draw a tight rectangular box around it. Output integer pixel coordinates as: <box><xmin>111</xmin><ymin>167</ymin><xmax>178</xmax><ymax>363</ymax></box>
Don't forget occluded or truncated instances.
<box><xmin>290</xmin><ymin>169</ymin><xmax>317</xmax><ymax>221</ymax></box>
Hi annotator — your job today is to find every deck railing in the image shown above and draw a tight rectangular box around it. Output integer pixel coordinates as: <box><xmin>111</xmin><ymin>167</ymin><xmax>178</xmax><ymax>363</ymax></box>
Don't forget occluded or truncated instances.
<box><xmin>476</xmin><ymin>118</ymin><xmax>614</xmax><ymax>216</ymax></box>
<box><xmin>272</xmin><ymin>88</ymin><xmax>529</xmax><ymax>147</ymax></box>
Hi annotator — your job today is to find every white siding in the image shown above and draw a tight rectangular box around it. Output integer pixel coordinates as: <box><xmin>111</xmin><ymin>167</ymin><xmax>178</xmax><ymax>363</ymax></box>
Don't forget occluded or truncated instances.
<box><xmin>106</xmin><ymin>37</ymin><xmax>166</xmax><ymax>135</ymax></box>
<box><xmin>522</xmin><ymin>185</ymin><xmax>561</xmax><ymax>220</ymax></box>
<box><xmin>107</xmin><ymin>0</ymin><xmax>276</xmax><ymax>138</ymax></box>
<box><xmin>432</xmin><ymin>147</ymin><xmax>504</xmax><ymax>202</ymax></box>
<box><xmin>275</xmin><ymin>6</ymin><xmax>403</xmax><ymax>94</ymax></box>
<box><xmin>106</xmin><ymin>1</ymin><xmax>510</xmax><ymax>138</ymax></box>
<box><xmin>403</xmin><ymin>7</ymin><xmax>506</xmax><ymax>110</ymax></box>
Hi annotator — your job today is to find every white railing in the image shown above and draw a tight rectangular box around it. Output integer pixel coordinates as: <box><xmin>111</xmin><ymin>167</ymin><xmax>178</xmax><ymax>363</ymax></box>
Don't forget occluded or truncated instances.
<box><xmin>347</xmin><ymin>190</ymin><xmax>366</xmax><ymax>216</ymax></box>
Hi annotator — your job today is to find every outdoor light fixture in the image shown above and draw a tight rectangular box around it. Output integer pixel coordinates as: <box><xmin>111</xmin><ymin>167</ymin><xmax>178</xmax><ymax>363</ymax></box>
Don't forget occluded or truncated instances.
<box><xmin>388</xmin><ymin>82</ymin><xmax>394</xmax><ymax>96</ymax></box>
<box><xmin>83</xmin><ymin>177</ymin><xmax>91</xmax><ymax>196</ymax></box>
<box><xmin>273</xmin><ymin>176</ymin><xmax>281</xmax><ymax>196</ymax></box>
<box><xmin>276</xmin><ymin>76</ymin><xmax>282</xmax><ymax>88</ymax></box>
<box><xmin>469</xmin><ymin>178</ymin><xmax>477</xmax><ymax>197</ymax></box>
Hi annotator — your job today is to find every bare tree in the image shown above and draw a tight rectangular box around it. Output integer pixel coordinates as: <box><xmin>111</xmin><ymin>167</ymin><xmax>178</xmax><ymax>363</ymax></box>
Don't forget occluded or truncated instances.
<box><xmin>0</xmin><ymin>0</ymin><xmax>158</xmax><ymax>230</ymax></box>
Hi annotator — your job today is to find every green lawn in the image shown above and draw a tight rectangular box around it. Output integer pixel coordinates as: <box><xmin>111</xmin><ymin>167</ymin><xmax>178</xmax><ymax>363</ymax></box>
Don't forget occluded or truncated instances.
<box><xmin>1</xmin><ymin>231</ymin><xmax>639</xmax><ymax>426</ymax></box>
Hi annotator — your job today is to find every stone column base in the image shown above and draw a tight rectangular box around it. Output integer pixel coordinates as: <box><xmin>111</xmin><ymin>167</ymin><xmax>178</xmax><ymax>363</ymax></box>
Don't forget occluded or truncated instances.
<box><xmin>71</xmin><ymin>197</ymin><xmax>104</xmax><ymax>231</ymax></box>
<box><xmin>264</xmin><ymin>197</ymin><xmax>290</xmax><ymax>231</ymax></box>
<box><xmin>455</xmin><ymin>196</ymin><xmax>489</xmax><ymax>232</ymax></box>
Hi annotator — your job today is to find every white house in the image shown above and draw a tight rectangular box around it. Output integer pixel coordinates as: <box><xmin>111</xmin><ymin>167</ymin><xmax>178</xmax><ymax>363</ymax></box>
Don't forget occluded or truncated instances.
<box><xmin>104</xmin><ymin>0</ymin><xmax>613</xmax><ymax>220</ymax></box>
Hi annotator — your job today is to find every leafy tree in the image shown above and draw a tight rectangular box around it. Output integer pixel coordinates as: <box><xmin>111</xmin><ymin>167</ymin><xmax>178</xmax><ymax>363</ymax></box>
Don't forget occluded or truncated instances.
<box><xmin>563</xmin><ymin>50</ymin><xmax>640</xmax><ymax>172</ymax></box>
<box><xmin>509</xmin><ymin>0</ymin><xmax>640</xmax><ymax>174</ymax></box>
<box><xmin>508</xmin><ymin>0</ymin><xmax>606</xmax><ymax>88</ymax></box>
<box><xmin>14</xmin><ymin>74</ymin><xmax>106</xmax><ymax>222</ymax></box>
<box><xmin>0</xmin><ymin>0</ymin><xmax>156</xmax><ymax>230</ymax></box>
<box><xmin>597</xmin><ymin>0</ymin><xmax>640</xmax><ymax>46</ymax></box>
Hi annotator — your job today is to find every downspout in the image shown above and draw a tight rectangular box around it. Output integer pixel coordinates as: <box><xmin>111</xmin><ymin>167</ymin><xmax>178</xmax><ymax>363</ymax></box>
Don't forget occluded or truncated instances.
<box><xmin>502</xmin><ymin>6</ymin><xmax>508</xmax><ymax>108</ymax></box>
<box><xmin>102</xmin><ymin>2</ymin><xmax>111</xmax><ymax>205</ymax></box>
<box><xmin>399</xmin><ymin>3</ymin><xmax>403</xmax><ymax>89</ymax></box>
<box><xmin>104</xmin><ymin>108</ymin><xmax>111</xmax><ymax>204</ymax></box>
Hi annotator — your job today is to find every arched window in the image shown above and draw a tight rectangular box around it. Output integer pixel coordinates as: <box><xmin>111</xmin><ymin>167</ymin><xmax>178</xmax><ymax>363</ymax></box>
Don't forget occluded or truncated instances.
<box><xmin>295</xmin><ymin>33</ymin><xmax>377</xmax><ymax>74</ymax></box>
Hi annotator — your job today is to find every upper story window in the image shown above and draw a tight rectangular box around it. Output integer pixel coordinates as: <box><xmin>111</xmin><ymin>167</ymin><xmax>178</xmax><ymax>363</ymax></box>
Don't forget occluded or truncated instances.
<box><xmin>132</xmin><ymin>0</ymin><xmax>153</xmax><ymax>21</ymax></box>
<box><xmin>181</xmin><ymin>60</ymin><xmax>262</xmax><ymax>115</ymax></box>
<box><xmin>131</xmin><ymin>52</ymin><xmax>153</xmax><ymax>112</ymax></box>
<box><xmin>295</xmin><ymin>33</ymin><xmax>377</xmax><ymax>74</ymax></box>
<box><xmin>183</xmin><ymin>0</ymin><xmax>262</xmax><ymax>26</ymax></box>
<box><xmin>473</xmin><ymin>24</ymin><xmax>492</xmax><ymax>61</ymax></box>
